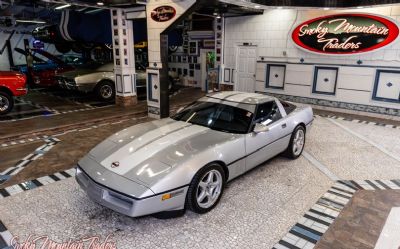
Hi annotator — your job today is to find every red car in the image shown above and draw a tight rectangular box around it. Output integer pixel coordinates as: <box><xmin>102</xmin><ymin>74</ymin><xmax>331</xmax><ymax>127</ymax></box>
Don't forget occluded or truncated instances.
<box><xmin>0</xmin><ymin>71</ymin><xmax>27</xmax><ymax>114</ymax></box>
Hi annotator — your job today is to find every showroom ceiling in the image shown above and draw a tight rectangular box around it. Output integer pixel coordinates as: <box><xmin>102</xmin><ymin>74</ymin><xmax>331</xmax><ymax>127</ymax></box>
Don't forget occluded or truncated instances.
<box><xmin>248</xmin><ymin>0</ymin><xmax>400</xmax><ymax>8</ymax></box>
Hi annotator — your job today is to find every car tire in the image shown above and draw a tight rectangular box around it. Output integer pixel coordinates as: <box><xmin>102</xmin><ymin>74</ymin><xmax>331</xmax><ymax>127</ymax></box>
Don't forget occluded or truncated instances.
<box><xmin>284</xmin><ymin>125</ymin><xmax>306</xmax><ymax>159</ymax></box>
<box><xmin>96</xmin><ymin>80</ymin><xmax>115</xmax><ymax>101</ymax></box>
<box><xmin>186</xmin><ymin>163</ymin><xmax>226</xmax><ymax>214</ymax></box>
<box><xmin>0</xmin><ymin>91</ymin><xmax>14</xmax><ymax>115</ymax></box>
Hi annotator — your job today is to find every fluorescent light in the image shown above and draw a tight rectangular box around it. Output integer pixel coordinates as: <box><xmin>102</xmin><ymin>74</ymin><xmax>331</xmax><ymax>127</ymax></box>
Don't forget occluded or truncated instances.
<box><xmin>85</xmin><ymin>8</ymin><xmax>104</xmax><ymax>14</ymax></box>
<box><xmin>16</xmin><ymin>19</ymin><xmax>46</xmax><ymax>24</ymax></box>
<box><xmin>55</xmin><ymin>4</ymin><xmax>71</xmax><ymax>10</ymax></box>
<box><xmin>97</xmin><ymin>1</ymin><xmax>104</xmax><ymax>6</ymax></box>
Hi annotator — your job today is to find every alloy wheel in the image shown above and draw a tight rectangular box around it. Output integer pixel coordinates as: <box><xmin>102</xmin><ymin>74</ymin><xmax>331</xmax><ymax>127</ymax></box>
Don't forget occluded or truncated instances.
<box><xmin>100</xmin><ymin>85</ymin><xmax>113</xmax><ymax>99</ymax></box>
<box><xmin>0</xmin><ymin>95</ymin><xmax>9</xmax><ymax>112</ymax></box>
<box><xmin>292</xmin><ymin>129</ymin><xmax>305</xmax><ymax>156</ymax></box>
<box><xmin>196</xmin><ymin>169</ymin><xmax>223</xmax><ymax>209</ymax></box>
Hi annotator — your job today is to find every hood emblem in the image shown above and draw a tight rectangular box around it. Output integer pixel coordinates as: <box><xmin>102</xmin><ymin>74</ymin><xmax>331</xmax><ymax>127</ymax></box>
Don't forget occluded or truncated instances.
<box><xmin>111</xmin><ymin>161</ymin><xmax>120</xmax><ymax>168</ymax></box>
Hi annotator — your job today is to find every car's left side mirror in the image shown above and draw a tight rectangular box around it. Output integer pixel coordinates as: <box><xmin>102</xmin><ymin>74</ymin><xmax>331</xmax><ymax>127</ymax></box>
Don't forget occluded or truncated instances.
<box><xmin>253</xmin><ymin>123</ymin><xmax>269</xmax><ymax>133</ymax></box>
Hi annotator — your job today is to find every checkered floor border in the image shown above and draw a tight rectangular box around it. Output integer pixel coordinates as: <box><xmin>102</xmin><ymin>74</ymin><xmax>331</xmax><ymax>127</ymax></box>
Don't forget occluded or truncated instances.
<box><xmin>273</xmin><ymin>179</ymin><xmax>400</xmax><ymax>249</ymax></box>
<box><xmin>316</xmin><ymin>114</ymin><xmax>400</xmax><ymax>129</ymax></box>
<box><xmin>0</xmin><ymin>168</ymin><xmax>75</xmax><ymax>199</ymax></box>
<box><xmin>0</xmin><ymin>168</ymin><xmax>75</xmax><ymax>248</ymax></box>
<box><xmin>0</xmin><ymin>137</ymin><xmax>60</xmax><ymax>185</ymax></box>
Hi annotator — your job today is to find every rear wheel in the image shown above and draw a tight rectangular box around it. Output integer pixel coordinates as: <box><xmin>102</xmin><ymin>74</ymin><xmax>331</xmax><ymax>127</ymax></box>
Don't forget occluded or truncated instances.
<box><xmin>0</xmin><ymin>91</ymin><xmax>13</xmax><ymax>115</ymax></box>
<box><xmin>284</xmin><ymin>125</ymin><xmax>306</xmax><ymax>159</ymax></box>
<box><xmin>186</xmin><ymin>163</ymin><xmax>225</xmax><ymax>214</ymax></box>
<box><xmin>96</xmin><ymin>81</ymin><xmax>115</xmax><ymax>101</ymax></box>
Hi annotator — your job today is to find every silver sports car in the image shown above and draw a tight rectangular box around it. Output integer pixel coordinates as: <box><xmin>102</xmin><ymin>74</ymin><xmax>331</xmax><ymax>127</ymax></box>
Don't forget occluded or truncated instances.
<box><xmin>76</xmin><ymin>91</ymin><xmax>313</xmax><ymax>217</ymax></box>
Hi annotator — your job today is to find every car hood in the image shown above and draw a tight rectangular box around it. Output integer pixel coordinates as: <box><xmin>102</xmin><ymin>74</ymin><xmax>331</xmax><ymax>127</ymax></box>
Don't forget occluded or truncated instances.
<box><xmin>85</xmin><ymin>118</ymin><xmax>231</xmax><ymax>187</ymax></box>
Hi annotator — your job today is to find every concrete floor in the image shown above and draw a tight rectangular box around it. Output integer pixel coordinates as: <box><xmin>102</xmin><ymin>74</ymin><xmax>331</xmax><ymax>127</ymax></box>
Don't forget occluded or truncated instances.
<box><xmin>0</xmin><ymin>112</ymin><xmax>399</xmax><ymax>248</ymax></box>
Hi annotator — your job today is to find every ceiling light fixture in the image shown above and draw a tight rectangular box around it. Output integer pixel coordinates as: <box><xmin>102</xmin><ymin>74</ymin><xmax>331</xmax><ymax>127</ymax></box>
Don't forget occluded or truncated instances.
<box><xmin>85</xmin><ymin>8</ymin><xmax>104</xmax><ymax>14</ymax></box>
<box><xmin>55</xmin><ymin>4</ymin><xmax>71</xmax><ymax>10</ymax></box>
<box><xmin>16</xmin><ymin>19</ymin><xmax>46</xmax><ymax>24</ymax></box>
<box><xmin>97</xmin><ymin>1</ymin><xmax>104</xmax><ymax>6</ymax></box>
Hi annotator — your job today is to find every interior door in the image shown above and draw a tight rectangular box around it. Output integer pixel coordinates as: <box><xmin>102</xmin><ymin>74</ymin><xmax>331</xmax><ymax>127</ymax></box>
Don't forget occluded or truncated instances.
<box><xmin>235</xmin><ymin>46</ymin><xmax>257</xmax><ymax>92</ymax></box>
<box><xmin>245</xmin><ymin>101</ymin><xmax>290</xmax><ymax>171</ymax></box>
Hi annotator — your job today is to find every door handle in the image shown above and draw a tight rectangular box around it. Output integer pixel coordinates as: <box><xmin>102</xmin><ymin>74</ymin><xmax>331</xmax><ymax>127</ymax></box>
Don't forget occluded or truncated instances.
<box><xmin>281</xmin><ymin>123</ymin><xmax>287</xmax><ymax>129</ymax></box>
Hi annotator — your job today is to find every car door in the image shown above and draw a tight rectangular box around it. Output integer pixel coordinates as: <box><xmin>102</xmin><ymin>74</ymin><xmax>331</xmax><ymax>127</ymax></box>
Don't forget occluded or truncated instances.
<box><xmin>244</xmin><ymin>100</ymin><xmax>290</xmax><ymax>171</ymax></box>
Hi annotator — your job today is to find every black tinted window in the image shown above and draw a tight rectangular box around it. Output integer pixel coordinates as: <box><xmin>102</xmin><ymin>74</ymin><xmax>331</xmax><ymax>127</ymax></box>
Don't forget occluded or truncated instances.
<box><xmin>280</xmin><ymin>100</ymin><xmax>296</xmax><ymax>115</ymax></box>
<box><xmin>255</xmin><ymin>101</ymin><xmax>282</xmax><ymax>125</ymax></box>
<box><xmin>172</xmin><ymin>101</ymin><xmax>254</xmax><ymax>134</ymax></box>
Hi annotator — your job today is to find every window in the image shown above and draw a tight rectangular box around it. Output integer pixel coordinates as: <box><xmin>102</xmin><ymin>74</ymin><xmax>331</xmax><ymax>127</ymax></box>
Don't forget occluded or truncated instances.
<box><xmin>280</xmin><ymin>100</ymin><xmax>296</xmax><ymax>115</ymax></box>
<box><xmin>172</xmin><ymin>101</ymin><xmax>254</xmax><ymax>134</ymax></box>
<box><xmin>255</xmin><ymin>101</ymin><xmax>282</xmax><ymax>125</ymax></box>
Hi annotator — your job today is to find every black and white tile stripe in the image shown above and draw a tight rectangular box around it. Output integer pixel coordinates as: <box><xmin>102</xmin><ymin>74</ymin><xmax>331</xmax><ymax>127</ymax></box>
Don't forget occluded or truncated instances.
<box><xmin>15</xmin><ymin>97</ymin><xmax>59</xmax><ymax>114</ymax></box>
<box><xmin>0</xmin><ymin>168</ymin><xmax>75</xmax><ymax>248</ymax></box>
<box><xmin>0</xmin><ymin>137</ymin><xmax>60</xmax><ymax>185</ymax></box>
<box><xmin>0</xmin><ymin>220</ymin><xmax>12</xmax><ymax>249</ymax></box>
<box><xmin>273</xmin><ymin>179</ymin><xmax>400</xmax><ymax>249</ymax></box>
<box><xmin>0</xmin><ymin>168</ymin><xmax>75</xmax><ymax>199</ymax></box>
<box><xmin>316</xmin><ymin>114</ymin><xmax>400</xmax><ymax>129</ymax></box>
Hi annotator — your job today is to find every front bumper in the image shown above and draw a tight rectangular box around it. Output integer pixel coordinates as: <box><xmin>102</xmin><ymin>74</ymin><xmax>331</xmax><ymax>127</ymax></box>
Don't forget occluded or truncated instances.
<box><xmin>75</xmin><ymin>166</ymin><xmax>188</xmax><ymax>217</ymax></box>
<box><xmin>14</xmin><ymin>87</ymin><xmax>28</xmax><ymax>96</ymax></box>
<box><xmin>57</xmin><ymin>77</ymin><xmax>95</xmax><ymax>92</ymax></box>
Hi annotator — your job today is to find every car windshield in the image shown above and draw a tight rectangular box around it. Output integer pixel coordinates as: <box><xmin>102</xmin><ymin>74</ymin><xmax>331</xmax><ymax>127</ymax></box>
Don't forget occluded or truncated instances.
<box><xmin>172</xmin><ymin>100</ymin><xmax>254</xmax><ymax>134</ymax></box>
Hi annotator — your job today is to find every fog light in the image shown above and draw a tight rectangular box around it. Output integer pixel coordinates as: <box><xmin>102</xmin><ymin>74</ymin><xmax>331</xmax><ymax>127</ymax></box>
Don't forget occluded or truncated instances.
<box><xmin>161</xmin><ymin>193</ymin><xmax>171</xmax><ymax>201</ymax></box>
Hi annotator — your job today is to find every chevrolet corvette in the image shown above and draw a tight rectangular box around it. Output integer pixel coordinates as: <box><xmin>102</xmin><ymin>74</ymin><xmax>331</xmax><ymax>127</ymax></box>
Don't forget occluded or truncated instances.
<box><xmin>76</xmin><ymin>91</ymin><xmax>313</xmax><ymax>217</ymax></box>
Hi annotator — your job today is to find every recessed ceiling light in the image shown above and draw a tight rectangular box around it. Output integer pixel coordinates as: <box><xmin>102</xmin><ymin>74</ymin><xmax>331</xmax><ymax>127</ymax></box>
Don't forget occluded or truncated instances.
<box><xmin>97</xmin><ymin>1</ymin><xmax>104</xmax><ymax>6</ymax></box>
<box><xmin>16</xmin><ymin>19</ymin><xmax>46</xmax><ymax>24</ymax></box>
<box><xmin>55</xmin><ymin>4</ymin><xmax>71</xmax><ymax>10</ymax></box>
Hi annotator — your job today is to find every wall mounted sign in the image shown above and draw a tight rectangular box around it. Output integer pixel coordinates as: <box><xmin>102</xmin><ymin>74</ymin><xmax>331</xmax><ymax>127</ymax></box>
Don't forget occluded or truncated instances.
<box><xmin>292</xmin><ymin>14</ymin><xmax>399</xmax><ymax>54</ymax></box>
<box><xmin>151</xmin><ymin>6</ymin><xmax>176</xmax><ymax>22</ymax></box>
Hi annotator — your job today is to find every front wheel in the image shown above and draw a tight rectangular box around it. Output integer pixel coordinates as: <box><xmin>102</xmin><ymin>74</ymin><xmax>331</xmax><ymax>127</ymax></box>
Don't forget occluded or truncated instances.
<box><xmin>284</xmin><ymin>125</ymin><xmax>306</xmax><ymax>159</ymax></box>
<box><xmin>186</xmin><ymin>163</ymin><xmax>225</xmax><ymax>214</ymax></box>
<box><xmin>0</xmin><ymin>91</ymin><xmax>14</xmax><ymax>115</ymax></box>
<box><xmin>96</xmin><ymin>81</ymin><xmax>115</xmax><ymax>101</ymax></box>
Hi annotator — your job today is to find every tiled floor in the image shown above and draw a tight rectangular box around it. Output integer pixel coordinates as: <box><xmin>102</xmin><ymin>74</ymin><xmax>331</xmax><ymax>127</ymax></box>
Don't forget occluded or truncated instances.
<box><xmin>316</xmin><ymin>190</ymin><xmax>400</xmax><ymax>249</ymax></box>
<box><xmin>0</xmin><ymin>96</ymin><xmax>399</xmax><ymax>249</ymax></box>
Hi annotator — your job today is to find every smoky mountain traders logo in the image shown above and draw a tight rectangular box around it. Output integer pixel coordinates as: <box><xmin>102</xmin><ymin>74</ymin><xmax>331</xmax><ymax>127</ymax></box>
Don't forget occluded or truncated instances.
<box><xmin>151</xmin><ymin>6</ymin><xmax>176</xmax><ymax>22</ymax></box>
<box><xmin>292</xmin><ymin>14</ymin><xmax>399</xmax><ymax>54</ymax></box>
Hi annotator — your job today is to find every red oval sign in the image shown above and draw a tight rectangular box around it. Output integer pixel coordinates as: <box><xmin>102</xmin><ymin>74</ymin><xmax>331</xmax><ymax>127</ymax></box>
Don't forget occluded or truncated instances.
<box><xmin>292</xmin><ymin>13</ymin><xmax>399</xmax><ymax>54</ymax></box>
<box><xmin>151</xmin><ymin>6</ymin><xmax>176</xmax><ymax>22</ymax></box>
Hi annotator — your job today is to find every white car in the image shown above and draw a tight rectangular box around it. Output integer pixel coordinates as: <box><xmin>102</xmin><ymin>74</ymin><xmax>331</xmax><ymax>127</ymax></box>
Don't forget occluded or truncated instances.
<box><xmin>56</xmin><ymin>63</ymin><xmax>147</xmax><ymax>101</ymax></box>
<box><xmin>76</xmin><ymin>91</ymin><xmax>314</xmax><ymax>218</ymax></box>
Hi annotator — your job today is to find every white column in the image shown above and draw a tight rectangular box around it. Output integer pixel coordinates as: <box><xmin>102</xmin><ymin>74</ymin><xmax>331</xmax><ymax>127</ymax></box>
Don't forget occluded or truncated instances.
<box><xmin>111</xmin><ymin>8</ymin><xmax>137</xmax><ymax>106</ymax></box>
<box><xmin>146</xmin><ymin>0</ymin><xmax>196</xmax><ymax>118</ymax></box>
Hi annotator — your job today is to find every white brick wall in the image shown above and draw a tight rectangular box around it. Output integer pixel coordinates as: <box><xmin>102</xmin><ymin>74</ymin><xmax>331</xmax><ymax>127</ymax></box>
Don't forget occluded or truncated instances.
<box><xmin>223</xmin><ymin>6</ymin><xmax>400</xmax><ymax>113</ymax></box>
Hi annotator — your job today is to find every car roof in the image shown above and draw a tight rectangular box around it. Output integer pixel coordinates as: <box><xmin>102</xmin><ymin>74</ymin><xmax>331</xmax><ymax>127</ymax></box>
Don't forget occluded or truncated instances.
<box><xmin>206</xmin><ymin>91</ymin><xmax>277</xmax><ymax>105</ymax></box>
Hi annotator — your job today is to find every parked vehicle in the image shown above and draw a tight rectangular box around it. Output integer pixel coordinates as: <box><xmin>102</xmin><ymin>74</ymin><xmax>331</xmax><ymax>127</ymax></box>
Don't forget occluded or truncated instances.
<box><xmin>0</xmin><ymin>71</ymin><xmax>27</xmax><ymax>114</ymax></box>
<box><xmin>12</xmin><ymin>49</ymin><xmax>89</xmax><ymax>87</ymax></box>
<box><xmin>76</xmin><ymin>91</ymin><xmax>313</xmax><ymax>217</ymax></box>
<box><xmin>56</xmin><ymin>63</ymin><xmax>147</xmax><ymax>101</ymax></box>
